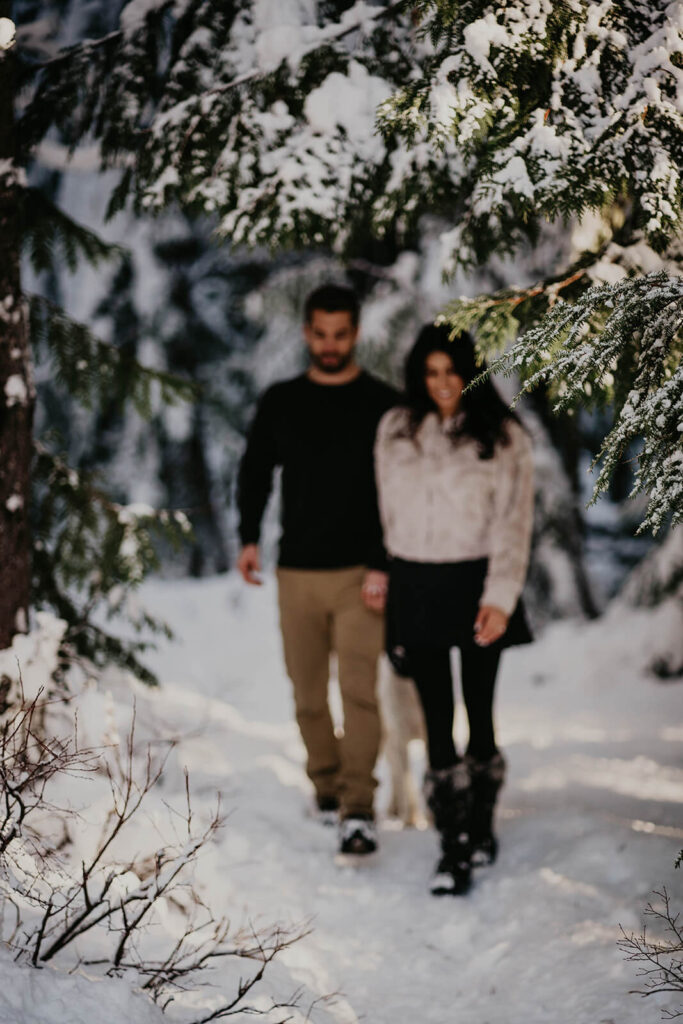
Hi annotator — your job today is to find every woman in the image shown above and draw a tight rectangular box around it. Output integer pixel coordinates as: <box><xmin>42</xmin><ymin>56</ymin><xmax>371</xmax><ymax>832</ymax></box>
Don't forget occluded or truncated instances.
<box><xmin>375</xmin><ymin>324</ymin><xmax>534</xmax><ymax>896</ymax></box>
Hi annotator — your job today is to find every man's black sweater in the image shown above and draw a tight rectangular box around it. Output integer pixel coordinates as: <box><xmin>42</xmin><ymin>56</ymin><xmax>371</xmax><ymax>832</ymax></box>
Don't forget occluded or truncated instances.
<box><xmin>238</xmin><ymin>371</ymin><xmax>398</xmax><ymax>570</ymax></box>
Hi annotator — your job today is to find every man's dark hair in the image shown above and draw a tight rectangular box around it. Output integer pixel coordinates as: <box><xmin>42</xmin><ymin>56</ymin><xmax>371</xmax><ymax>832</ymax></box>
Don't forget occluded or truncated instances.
<box><xmin>304</xmin><ymin>283</ymin><xmax>360</xmax><ymax>327</ymax></box>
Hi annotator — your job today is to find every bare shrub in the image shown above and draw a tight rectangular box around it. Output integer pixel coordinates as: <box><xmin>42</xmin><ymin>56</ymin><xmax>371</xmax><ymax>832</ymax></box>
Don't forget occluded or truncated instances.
<box><xmin>619</xmin><ymin>885</ymin><xmax>683</xmax><ymax>1020</ymax></box>
<box><xmin>0</xmin><ymin>690</ymin><xmax>310</xmax><ymax>1020</ymax></box>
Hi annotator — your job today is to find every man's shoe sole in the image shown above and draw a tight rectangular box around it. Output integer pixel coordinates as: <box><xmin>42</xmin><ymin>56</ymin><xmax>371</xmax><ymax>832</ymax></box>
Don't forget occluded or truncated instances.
<box><xmin>334</xmin><ymin>848</ymin><xmax>378</xmax><ymax>867</ymax></box>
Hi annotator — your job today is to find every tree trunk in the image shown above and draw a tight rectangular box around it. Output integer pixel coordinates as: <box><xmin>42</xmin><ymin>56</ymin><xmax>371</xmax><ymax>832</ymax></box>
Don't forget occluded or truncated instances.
<box><xmin>0</xmin><ymin>11</ymin><xmax>34</xmax><ymax>647</ymax></box>
<box><xmin>527</xmin><ymin>387</ymin><xmax>599</xmax><ymax>619</ymax></box>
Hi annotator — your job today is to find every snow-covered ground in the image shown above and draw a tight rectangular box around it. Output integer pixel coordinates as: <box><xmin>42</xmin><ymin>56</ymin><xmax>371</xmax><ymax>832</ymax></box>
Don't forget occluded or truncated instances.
<box><xmin>3</xmin><ymin>574</ymin><xmax>683</xmax><ymax>1024</ymax></box>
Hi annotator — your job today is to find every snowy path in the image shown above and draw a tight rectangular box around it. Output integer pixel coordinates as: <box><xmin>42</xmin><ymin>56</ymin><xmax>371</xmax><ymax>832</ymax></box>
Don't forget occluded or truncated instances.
<box><xmin>132</xmin><ymin>575</ymin><xmax>683</xmax><ymax>1024</ymax></box>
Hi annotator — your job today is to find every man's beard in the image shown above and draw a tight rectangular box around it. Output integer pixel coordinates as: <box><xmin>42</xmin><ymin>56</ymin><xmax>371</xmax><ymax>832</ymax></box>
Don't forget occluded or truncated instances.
<box><xmin>310</xmin><ymin>350</ymin><xmax>353</xmax><ymax>374</ymax></box>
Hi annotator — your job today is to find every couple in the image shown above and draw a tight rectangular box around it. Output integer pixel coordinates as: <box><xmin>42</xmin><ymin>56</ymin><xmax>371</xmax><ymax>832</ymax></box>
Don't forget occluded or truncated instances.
<box><xmin>237</xmin><ymin>283</ymin><xmax>534</xmax><ymax>896</ymax></box>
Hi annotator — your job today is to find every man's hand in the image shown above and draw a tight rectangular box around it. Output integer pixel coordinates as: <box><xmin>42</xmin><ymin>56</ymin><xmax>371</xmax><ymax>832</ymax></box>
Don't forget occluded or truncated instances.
<box><xmin>238</xmin><ymin>544</ymin><xmax>262</xmax><ymax>585</ymax></box>
<box><xmin>474</xmin><ymin>605</ymin><xmax>509</xmax><ymax>647</ymax></box>
<box><xmin>361</xmin><ymin>570</ymin><xmax>388</xmax><ymax>613</ymax></box>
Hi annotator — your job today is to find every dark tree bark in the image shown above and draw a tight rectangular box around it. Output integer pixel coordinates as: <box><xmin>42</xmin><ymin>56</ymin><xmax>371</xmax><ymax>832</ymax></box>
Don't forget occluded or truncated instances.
<box><xmin>0</xmin><ymin>10</ymin><xmax>34</xmax><ymax>647</ymax></box>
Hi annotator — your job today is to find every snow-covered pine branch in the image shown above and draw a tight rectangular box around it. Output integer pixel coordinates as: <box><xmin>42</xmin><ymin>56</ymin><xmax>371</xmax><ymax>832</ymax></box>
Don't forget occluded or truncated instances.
<box><xmin>32</xmin><ymin>443</ymin><xmax>192</xmax><ymax>685</ymax></box>
<box><xmin>8</xmin><ymin>45</ymin><xmax>197</xmax><ymax>670</ymax></box>
<box><xmin>20</xmin><ymin>0</ymin><xmax>438</xmax><ymax>249</ymax></box>
<box><xmin>379</xmin><ymin>0</ymin><xmax>683</xmax><ymax>267</ymax></box>
<box><xmin>21</xmin><ymin>1</ymin><xmax>682</xmax><ymax>263</ymax></box>
<box><xmin>13</xmin><ymin>0</ymin><xmax>683</xmax><ymax>562</ymax></box>
<box><xmin>475</xmin><ymin>271</ymin><xmax>683</xmax><ymax>534</ymax></box>
<box><xmin>21</xmin><ymin>289</ymin><xmax>196</xmax><ymax>679</ymax></box>
<box><xmin>14</xmin><ymin>195</ymin><xmax>199</xmax><ymax>672</ymax></box>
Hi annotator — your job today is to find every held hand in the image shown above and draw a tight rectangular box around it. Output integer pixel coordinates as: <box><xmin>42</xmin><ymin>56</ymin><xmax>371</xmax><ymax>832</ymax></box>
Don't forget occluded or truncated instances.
<box><xmin>361</xmin><ymin>570</ymin><xmax>388</xmax><ymax>613</ymax></box>
<box><xmin>238</xmin><ymin>544</ymin><xmax>263</xmax><ymax>585</ymax></box>
<box><xmin>474</xmin><ymin>605</ymin><xmax>509</xmax><ymax>647</ymax></box>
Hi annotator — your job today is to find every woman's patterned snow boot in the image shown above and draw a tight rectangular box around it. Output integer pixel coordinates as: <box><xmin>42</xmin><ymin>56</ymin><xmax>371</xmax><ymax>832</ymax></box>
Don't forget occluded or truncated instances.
<box><xmin>466</xmin><ymin>752</ymin><xmax>506</xmax><ymax>867</ymax></box>
<box><xmin>423</xmin><ymin>762</ymin><xmax>472</xmax><ymax>896</ymax></box>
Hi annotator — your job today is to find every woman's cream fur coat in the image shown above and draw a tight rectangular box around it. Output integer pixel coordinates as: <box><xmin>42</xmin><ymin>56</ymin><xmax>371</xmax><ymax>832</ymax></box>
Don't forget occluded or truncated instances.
<box><xmin>374</xmin><ymin>407</ymin><xmax>534</xmax><ymax>616</ymax></box>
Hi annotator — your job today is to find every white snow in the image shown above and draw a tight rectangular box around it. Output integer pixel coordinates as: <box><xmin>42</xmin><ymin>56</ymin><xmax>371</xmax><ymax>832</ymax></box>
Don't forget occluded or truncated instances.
<box><xmin>0</xmin><ymin>948</ymin><xmax>166</xmax><ymax>1024</ymax></box>
<box><xmin>118</xmin><ymin>530</ymin><xmax>140</xmax><ymax>561</ymax></box>
<box><xmin>143</xmin><ymin>576</ymin><xmax>683</xmax><ymax>1023</ymax></box>
<box><xmin>4</xmin><ymin>575</ymin><xmax>679</xmax><ymax>1022</ymax></box>
<box><xmin>463</xmin><ymin>13</ymin><xmax>511</xmax><ymax>74</ymax></box>
<box><xmin>490</xmin><ymin>155</ymin><xmax>535</xmax><ymax>199</ymax></box>
<box><xmin>117</xmin><ymin>502</ymin><xmax>155</xmax><ymax>524</ymax></box>
<box><xmin>142</xmin><ymin>162</ymin><xmax>182</xmax><ymax>208</ymax></box>
<box><xmin>4</xmin><ymin>374</ymin><xmax>28</xmax><ymax>407</ymax></box>
<box><xmin>14</xmin><ymin>606</ymin><xmax>27</xmax><ymax>634</ymax></box>
<box><xmin>255</xmin><ymin>25</ymin><xmax>304</xmax><ymax>69</ymax></box>
<box><xmin>0</xmin><ymin>612</ymin><xmax>67</xmax><ymax>702</ymax></box>
<box><xmin>304</xmin><ymin>61</ymin><xmax>391</xmax><ymax>161</ymax></box>
<box><xmin>588</xmin><ymin>260</ymin><xmax>628</xmax><ymax>285</ymax></box>
<box><xmin>120</xmin><ymin>0</ymin><xmax>165</xmax><ymax>35</ymax></box>
<box><xmin>0</xmin><ymin>16</ymin><xmax>16</xmax><ymax>50</ymax></box>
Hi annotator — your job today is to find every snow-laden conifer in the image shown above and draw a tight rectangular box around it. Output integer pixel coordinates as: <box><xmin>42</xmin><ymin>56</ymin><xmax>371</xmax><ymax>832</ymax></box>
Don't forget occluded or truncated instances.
<box><xmin>20</xmin><ymin>0</ymin><xmax>682</xmax><ymax>532</ymax></box>
<box><xmin>0</xmin><ymin>0</ymin><xmax>202</xmax><ymax>674</ymax></box>
<box><xmin>471</xmin><ymin>272</ymin><xmax>683</xmax><ymax>533</ymax></box>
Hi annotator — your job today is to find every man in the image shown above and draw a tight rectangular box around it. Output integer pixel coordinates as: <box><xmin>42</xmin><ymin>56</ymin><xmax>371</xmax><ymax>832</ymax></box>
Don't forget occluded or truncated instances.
<box><xmin>237</xmin><ymin>283</ymin><xmax>397</xmax><ymax>856</ymax></box>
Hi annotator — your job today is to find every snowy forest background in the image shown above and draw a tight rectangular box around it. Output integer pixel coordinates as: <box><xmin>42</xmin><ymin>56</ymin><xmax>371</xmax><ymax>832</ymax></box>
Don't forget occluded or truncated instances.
<box><xmin>17</xmin><ymin>0</ymin><xmax>678</xmax><ymax>623</ymax></box>
<box><xmin>1</xmin><ymin>0</ymin><xmax>683</xmax><ymax>1022</ymax></box>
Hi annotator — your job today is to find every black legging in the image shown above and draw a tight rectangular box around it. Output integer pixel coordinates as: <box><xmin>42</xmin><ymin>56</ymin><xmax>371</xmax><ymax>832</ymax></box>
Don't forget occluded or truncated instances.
<box><xmin>410</xmin><ymin>645</ymin><xmax>502</xmax><ymax>770</ymax></box>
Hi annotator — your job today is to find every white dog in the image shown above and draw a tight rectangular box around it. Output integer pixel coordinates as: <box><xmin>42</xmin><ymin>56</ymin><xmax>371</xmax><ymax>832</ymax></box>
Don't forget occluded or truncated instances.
<box><xmin>377</xmin><ymin>656</ymin><xmax>428</xmax><ymax>827</ymax></box>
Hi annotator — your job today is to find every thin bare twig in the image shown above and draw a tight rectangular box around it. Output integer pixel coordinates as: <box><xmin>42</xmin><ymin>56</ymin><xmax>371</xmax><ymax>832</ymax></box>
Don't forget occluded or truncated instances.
<box><xmin>619</xmin><ymin>888</ymin><xmax>683</xmax><ymax>1018</ymax></box>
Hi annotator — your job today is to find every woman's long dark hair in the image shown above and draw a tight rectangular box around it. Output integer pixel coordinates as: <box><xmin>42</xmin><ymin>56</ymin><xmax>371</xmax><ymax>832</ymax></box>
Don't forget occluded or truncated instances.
<box><xmin>401</xmin><ymin>323</ymin><xmax>519</xmax><ymax>459</ymax></box>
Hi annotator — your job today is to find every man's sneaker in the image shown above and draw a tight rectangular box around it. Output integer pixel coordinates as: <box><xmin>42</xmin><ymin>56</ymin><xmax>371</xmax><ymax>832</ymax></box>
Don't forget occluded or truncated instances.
<box><xmin>315</xmin><ymin>794</ymin><xmax>340</xmax><ymax>826</ymax></box>
<box><xmin>338</xmin><ymin>816</ymin><xmax>378</xmax><ymax>856</ymax></box>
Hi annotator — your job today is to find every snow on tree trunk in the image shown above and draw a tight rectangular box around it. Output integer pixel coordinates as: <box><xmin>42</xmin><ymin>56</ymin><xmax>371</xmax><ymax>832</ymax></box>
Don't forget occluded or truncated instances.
<box><xmin>614</xmin><ymin>525</ymin><xmax>683</xmax><ymax>679</ymax></box>
<box><xmin>618</xmin><ymin>525</ymin><xmax>683</xmax><ymax>609</ymax></box>
<box><xmin>0</xmin><ymin>10</ymin><xmax>33</xmax><ymax>648</ymax></box>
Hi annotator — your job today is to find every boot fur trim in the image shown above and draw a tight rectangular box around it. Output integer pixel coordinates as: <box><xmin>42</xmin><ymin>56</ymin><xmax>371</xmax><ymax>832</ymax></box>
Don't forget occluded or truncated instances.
<box><xmin>423</xmin><ymin>761</ymin><xmax>470</xmax><ymax>805</ymax></box>
<box><xmin>465</xmin><ymin>751</ymin><xmax>507</xmax><ymax>784</ymax></box>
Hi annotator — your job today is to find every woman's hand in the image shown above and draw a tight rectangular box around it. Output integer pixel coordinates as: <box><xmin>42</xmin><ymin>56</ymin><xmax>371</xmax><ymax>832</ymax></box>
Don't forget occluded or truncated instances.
<box><xmin>362</xmin><ymin>570</ymin><xmax>388</xmax><ymax>613</ymax></box>
<box><xmin>474</xmin><ymin>605</ymin><xmax>509</xmax><ymax>646</ymax></box>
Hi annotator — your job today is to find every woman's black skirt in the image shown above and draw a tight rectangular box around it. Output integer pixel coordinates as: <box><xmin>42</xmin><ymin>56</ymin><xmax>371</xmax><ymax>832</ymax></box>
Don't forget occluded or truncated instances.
<box><xmin>386</xmin><ymin>557</ymin><xmax>532</xmax><ymax>677</ymax></box>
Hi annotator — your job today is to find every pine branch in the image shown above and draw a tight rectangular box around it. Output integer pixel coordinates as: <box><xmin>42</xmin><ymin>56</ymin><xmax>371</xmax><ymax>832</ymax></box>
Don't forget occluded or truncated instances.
<box><xmin>26</xmin><ymin>0</ymin><xmax>405</xmax><ymax>82</ymax></box>
<box><xmin>31</xmin><ymin>442</ymin><xmax>193</xmax><ymax>686</ymax></box>
<box><xmin>29</xmin><ymin>293</ymin><xmax>198</xmax><ymax>415</ymax></box>
<box><xmin>194</xmin><ymin>0</ymin><xmax>406</xmax><ymax>99</ymax></box>
<box><xmin>25</xmin><ymin>30</ymin><xmax>124</xmax><ymax>71</ymax></box>
<box><xmin>20</xmin><ymin>186</ymin><xmax>125</xmax><ymax>275</ymax></box>
<box><xmin>440</xmin><ymin>265</ymin><xmax>591</xmax><ymax>354</ymax></box>
<box><xmin>17</xmin><ymin>0</ymin><xmax>683</xmax><ymax>260</ymax></box>
<box><xmin>18</xmin><ymin>0</ymin><xmax>419</xmax><ymax>246</ymax></box>
<box><xmin>468</xmin><ymin>271</ymin><xmax>683</xmax><ymax>534</ymax></box>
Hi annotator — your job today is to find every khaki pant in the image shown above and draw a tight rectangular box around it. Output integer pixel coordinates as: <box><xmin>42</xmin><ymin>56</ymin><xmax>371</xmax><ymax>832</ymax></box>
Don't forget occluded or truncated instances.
<box><xmin>277</xmin><ymin>566</ymin><xmax>384</xmax><ymax>819</ymax></box>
